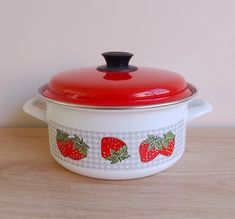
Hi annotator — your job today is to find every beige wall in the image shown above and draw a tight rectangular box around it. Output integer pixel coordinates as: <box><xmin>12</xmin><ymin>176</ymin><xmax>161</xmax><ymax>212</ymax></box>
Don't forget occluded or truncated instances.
<box><xmin>0</xmin><ymin>0</ymin><xmax>234</xmax><ymax>127</ymax></box>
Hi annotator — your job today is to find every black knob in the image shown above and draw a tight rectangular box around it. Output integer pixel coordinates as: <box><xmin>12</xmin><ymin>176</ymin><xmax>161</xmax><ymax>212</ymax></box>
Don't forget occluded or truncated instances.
<box><xmin>97</xmin><ymin>52</ymin><xmax>137</xmax><ymax>72</ymax></box>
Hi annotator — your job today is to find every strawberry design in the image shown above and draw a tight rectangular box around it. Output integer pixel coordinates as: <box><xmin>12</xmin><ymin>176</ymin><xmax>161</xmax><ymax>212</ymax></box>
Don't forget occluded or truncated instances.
<box><xmin>159</xmin><ymin>131</ymin><xmax>175</xmax><ymax>156</ymax></box>
<box><xmin>139</xmin><ymin>131</ymin><xmax>176</xmax><ymax>162</ymax></box>
<box><xmin>56</xmin><ymin>129</ymin><xmax>89</xmax><ymax>160</ymax></box>
<box><xmin>139</xmin><ymin>134</ymin><xmax>162</xmax><ymax>162</ymax></box>
<box><xmin>56</xmin><ymin>139</ymin><xmax>73</xmax><ymax>157</ymax></box>
<box><xmin>101</xmin><ymin>137</ymin><xmax>131</xmax><ymax>164</ymax></box>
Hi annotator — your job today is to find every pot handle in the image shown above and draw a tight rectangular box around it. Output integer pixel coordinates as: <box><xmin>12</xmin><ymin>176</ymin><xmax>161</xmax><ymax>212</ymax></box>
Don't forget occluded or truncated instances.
<box><xmin>23</xmin><ymin>97</ymin><xmax>47</xmax><ymax>123</ymax></box>
<box><xmin>187</xmin><ymin>99</ymin><xmax>213</xmax><ymax>122</ymax></box>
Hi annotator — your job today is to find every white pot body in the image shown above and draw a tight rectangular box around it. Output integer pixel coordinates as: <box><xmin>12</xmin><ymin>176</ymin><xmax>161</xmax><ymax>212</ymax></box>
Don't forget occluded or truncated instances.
<box><xmin>23</xmin><ymin>98</ymin><xmax>212</xmax><ymax>180</ymax></box>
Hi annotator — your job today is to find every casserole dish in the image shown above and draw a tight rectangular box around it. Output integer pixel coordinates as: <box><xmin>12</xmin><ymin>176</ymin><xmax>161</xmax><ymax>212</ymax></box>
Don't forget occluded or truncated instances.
<box><xmin>23</xmin><ymin>52</ymin><xmax>212</xmax><ymax>180</ymax></box>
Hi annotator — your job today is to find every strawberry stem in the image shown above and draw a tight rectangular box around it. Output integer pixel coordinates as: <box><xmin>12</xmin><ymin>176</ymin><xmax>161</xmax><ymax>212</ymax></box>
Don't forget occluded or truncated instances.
<box><xmin>105</xmin><ymin>145</ymin><xmax>131</xmax><ymax>164</ymax></box>
<box><xmin>143</xmin><ymin>131</ymin><xmax>175</xmax><ymax>151</ymax></box>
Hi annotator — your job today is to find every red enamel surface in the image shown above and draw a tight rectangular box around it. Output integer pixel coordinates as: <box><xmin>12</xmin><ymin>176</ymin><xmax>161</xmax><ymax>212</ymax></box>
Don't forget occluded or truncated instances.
<box><xmin>40</xmin><ymin>67</ymin><xmax>193</xmax><ymax>107</ymax></box>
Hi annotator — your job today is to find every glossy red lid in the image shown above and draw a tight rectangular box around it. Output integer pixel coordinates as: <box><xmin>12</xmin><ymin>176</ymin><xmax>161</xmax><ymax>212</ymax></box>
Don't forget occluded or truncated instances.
<box><xmin>40</xmin><ymin>52</ymin><xmax>196</xmax><ymax>108</ymax></box>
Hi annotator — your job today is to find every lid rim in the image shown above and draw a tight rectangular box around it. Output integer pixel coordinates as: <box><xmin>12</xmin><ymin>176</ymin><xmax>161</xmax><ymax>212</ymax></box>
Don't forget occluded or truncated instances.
<box><xmin>38</xmin><ymin>83</ymin><xmax>197</xmax><ymax>110</ymax></box>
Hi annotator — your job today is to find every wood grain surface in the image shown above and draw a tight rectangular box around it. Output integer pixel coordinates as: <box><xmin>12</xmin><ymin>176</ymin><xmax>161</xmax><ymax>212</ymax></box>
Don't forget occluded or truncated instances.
<box><xmin>0</xmin><ymin>128</ymin><xmax>234</xmax><ymax>219</ymax></box>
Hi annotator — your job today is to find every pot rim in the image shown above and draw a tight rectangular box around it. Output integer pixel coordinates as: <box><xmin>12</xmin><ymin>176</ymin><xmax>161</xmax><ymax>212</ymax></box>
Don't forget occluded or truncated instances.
<box><xmin>38</xmin><ymin>83</ymin><xmax>197</xmax><ymax>110</ymax></box>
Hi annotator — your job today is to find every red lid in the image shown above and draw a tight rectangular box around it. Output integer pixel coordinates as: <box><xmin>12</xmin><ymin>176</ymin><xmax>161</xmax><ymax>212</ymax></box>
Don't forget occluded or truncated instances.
<box><xmin>40</xmin><ymin>52</ymin><xmax>196</xmax><ymax>108</ymax></box>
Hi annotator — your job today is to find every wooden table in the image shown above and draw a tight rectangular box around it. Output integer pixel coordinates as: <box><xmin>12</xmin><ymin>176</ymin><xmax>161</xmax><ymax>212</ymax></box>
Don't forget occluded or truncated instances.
<box><xmin>0</xmin><ymin>128</ymin><xmax>234</xmax><ymax>219</ymax></box>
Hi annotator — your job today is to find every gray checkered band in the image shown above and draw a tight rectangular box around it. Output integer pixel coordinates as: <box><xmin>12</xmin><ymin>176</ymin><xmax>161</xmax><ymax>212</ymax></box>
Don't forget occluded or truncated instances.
<box><xmin>48</xmin><ymin>119</ymin><xmax>185</xmax><ymax>170</ymax></box>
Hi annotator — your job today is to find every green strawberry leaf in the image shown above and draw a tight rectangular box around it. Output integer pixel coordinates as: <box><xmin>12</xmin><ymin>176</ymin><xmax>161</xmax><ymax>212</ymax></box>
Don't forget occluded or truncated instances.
<box><xmin>105</xmin><ymin>145</ymin><xmax>130</xmax><ymax>164</ymax></box>
<box><xmin>106</xmin><ymin>155</ymin><xmax>119</xmax><ymax>164</ymax></box>
<box><xmin>148</xmin><ymin>142</ymin><xmax>155</xmax><ymax>151</ymax></box>
<box><xmin>121</xmin><ymin>154</ymin><xmax>131</xmax><ymax>160</ymax></box>
<box><xmin>118</xmin><ymin>146</ymin><xmax>124</xmax><ymax>155</ymax></box>
<box><xmin>147</xmin><ymin>136</ymin><xmax>163</xmax><ymax>151</ymax></box>
<box><xmin>111</xmin><ymin>158</ymin><xmax>119</xmax><ymax>164</ymax></box>
<box><xmin>56</xmin><ymin>129</ymin><xmax>70</xmax><ymax>143</ymax></box>
<box><xmin>105</xmin><ymin>156</ymin><xmax>113</xmax><ymax>161</ymax></box>
<box><xmin>156</xmin><ymin>139</ymin><xmax>163</xmax><ymax>150</ymax></box>
<box><xmin>162</xmin><ymin>138</ymin><xmax>169</xmax><ymax>147</ymax></box>
<box><xmin>110</xmin><ymin>149</ymin><xmax>119</xmax><ymax>156</ymax></box>
<box><xmin>144</xmin><ymin>131</ymin><xmax>175</xmax><ymax>151</ymax></box>
<box><xmin>73</xmin><ymin>134</ymin><xmax>82</xmax><ymax>143</ymax></box>
<box><xmin>122</xmin><ymin>145</ymin><xmax>127</xmax><ymax>154</ymax></box>
<box><xmin>67</xmin><ymin>134</ymin><xmax>89</xmax><ymax>156</ymax></box>
<box><xmin>80</xmin><ymin>143</ymin><xmax>89</xmax><ymax>149</ymax></box>
<box><xmin>80</xmin><ymin>146</ymin><xmax>88</xmax><ymax>156</ymax></box>
<box><xmin>73</xmin><ymin>142</ymin><xmax>79</xmax><ymax>150</ymax></box>
<box><xmin>164</xmin><ymin>131</ymin><xmax>175</xmax><ymax>140</ymax></box>
<box><xmin>143</xmin><ymin>139</ymin><xmax>150</xmax><ymax>144</ymax></box>
<box><xmin>147</xmin><ymin>134</ymin><xmax>155</xmax><ymax>139</ymax></box>
<box><xmin>123</xmin><ymin>145</ymin><xmax>128</xmax><ymax>153</ymax></box>
<box><xmin>161</xmin><ymin>131</ymin><xmax>175</xmax><ymax>147</ymax></box>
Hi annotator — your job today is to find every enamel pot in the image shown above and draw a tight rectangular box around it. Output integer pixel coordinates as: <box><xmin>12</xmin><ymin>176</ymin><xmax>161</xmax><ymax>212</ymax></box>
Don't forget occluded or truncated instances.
<box><xmin>23</xmin><ymin>52</ymin><xmax>212</xmax><ymax>180</ymax></box>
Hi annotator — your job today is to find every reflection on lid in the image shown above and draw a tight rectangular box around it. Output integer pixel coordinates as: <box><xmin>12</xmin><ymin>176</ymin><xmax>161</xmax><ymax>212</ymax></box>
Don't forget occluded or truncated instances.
<box><xmin>133</xmin><ymin>88</ymin><xmax>170</xmax><ymax>98</ymax></box>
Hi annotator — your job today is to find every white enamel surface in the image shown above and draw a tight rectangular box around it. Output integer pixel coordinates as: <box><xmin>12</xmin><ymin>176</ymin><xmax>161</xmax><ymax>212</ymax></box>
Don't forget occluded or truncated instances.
<box><xmin>23</xmin><ymin>98</ymin><xmax>47</xmax><ymax>123</ymax></box>
<box><xmin>51</xmin><ymin>151</ymin><xmax>184</xmax><ymax>180</ymax></box>
<box><xmin>23</xmin><ymin>97</ymin><xmax>212</xmax><ymax>179</ymax></box>
<box><xmin>46</xmin><ymin>102</ymin><xmax>188</xmax><ymax>132</ymax></box>
<box><xmin>187</xmin><ymin>99</ymin><xmax>213</xmax><ymax>122</ymax></box>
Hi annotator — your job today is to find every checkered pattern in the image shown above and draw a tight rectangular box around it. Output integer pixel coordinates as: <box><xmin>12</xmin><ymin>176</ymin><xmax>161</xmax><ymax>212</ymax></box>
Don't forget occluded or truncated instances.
<box><xmin>48</xmin><ymin>119</ymin><xmax>185</xmax><ymax>170</ymax></box>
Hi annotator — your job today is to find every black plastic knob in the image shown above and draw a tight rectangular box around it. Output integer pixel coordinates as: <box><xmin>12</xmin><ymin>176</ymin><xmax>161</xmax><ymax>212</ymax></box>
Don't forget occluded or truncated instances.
<box><xmin>97</xmin><ymin>52</ymin><xmax>137</xmax><ymax>72</ymax></box>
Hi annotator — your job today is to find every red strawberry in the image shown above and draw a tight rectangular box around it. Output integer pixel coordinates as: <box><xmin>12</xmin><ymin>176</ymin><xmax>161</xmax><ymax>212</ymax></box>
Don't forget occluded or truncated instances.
<box><xmin>159</xmin><ymin>131</ymin><xmax>175</xmax><ymax>156</ymax></box>
<box><xmin>139</xmin><ymin>134</ymin><xmax>162</xmax><ymax>162</ymax></box>
<box><xmin>56</xmin><ymin>139</ymin><xmax>73</xmax><ymax>156</ymax></box>
<box><xmin>101</xmin><ymin>137</ymin><xmax>130</xmax><ymax>164</ymax></box>
<box><xmin>56</xmin><ymin>129</ymin><xmax>89</xmax><ymax>160</ymax></box>
<box><xmin>56</xmin><ymin>130</ymin><xmax>70</xmax><ymax>156</ymax></box>
<box><xmin>67</xmin><ymin>134</ymin><xmax>89</xmax><ymax>160</ymax></box>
